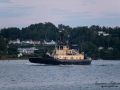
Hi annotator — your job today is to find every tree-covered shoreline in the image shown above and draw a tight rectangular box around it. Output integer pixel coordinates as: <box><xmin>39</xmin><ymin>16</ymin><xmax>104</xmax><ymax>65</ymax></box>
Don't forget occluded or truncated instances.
<box><xmin>0</xmin><ymin>22</ymin><xmax>120</xmax><ymax>60</ymax></box>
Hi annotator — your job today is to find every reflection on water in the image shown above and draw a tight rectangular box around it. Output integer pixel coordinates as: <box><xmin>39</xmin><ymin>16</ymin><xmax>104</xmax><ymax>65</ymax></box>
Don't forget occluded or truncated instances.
<box><xmin>0</xmin><ymin>60</ymin><xmax>120</xmax><ymax>90</ymax></box>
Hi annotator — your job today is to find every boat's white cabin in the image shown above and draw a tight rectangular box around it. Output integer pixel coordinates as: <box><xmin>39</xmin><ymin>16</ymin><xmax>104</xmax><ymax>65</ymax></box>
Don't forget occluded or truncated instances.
<box><xmin>52</xmin><ymin>44</ymin><xmax>84</xmax><ymax>60</ymax></box>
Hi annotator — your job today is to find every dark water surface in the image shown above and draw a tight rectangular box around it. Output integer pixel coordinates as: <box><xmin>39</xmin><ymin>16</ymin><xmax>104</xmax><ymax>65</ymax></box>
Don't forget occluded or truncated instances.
<box><xmin>0</xmin><ymin>60</ymin><xmax>120</xmax><ymax>90</ymax></box>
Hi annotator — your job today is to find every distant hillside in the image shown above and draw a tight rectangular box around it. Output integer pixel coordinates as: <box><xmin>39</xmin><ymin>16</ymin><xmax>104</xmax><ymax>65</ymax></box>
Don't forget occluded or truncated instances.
<box><xmin>0</xmin><ymin>22</ymin><xmax>120</xmax><ymax>60</ymax></box>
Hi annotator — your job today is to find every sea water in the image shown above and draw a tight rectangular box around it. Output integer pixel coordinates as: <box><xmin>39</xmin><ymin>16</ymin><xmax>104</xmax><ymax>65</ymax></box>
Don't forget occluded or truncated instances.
<box><xmin>0</xmin><ymin>60</ymin><xmax>120</xmax><ymax>90</ymax></box>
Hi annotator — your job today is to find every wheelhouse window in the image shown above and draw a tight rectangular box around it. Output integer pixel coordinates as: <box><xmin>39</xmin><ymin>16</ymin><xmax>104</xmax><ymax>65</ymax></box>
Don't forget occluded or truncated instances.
<box><xmin>60</xmin><ymin>46</ymin><xmax>63</xmax><ymax>50</ymax></box>
<box><xmin>57</xmin><ymin>46</ymin><xmax>59</xmax><ymax>49</ymax></box>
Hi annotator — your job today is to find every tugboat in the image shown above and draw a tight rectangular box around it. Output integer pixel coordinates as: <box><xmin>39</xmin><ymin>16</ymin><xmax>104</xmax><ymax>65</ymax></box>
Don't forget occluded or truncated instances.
<box><xmin>29</xmin><ymin>30</ymin><xmax>92</xmax><ymax>65</ymax></box>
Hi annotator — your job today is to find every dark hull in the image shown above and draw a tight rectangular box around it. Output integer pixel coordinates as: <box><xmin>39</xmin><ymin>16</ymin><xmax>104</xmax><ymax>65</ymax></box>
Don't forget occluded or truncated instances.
<box><xmin>29</xmin><ymin>57</ymin><xmax>92</xmax><ymax>65</ymax></box>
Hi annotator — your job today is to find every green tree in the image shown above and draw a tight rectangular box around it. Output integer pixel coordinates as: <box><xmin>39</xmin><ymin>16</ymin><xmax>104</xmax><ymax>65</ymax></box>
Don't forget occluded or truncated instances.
<box><xmin>0</xmin><ymin>36</ymin><xmax>7</xmax><ymax>53</ymax></box>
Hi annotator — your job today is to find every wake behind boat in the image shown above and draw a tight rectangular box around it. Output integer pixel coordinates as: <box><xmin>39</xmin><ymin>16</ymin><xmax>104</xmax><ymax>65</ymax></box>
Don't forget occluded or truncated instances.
<box><xmin>29</xmin><ymin>29</ymin><xmax>92</xmax><ymax>65</ymax></box>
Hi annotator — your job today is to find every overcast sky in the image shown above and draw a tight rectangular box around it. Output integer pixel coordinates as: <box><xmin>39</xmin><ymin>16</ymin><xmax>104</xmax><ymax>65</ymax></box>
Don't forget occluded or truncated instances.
<box><xmin>0</xmin><ymin>0</ymin><xmax>120</xmax><ymax>28</ymax></box>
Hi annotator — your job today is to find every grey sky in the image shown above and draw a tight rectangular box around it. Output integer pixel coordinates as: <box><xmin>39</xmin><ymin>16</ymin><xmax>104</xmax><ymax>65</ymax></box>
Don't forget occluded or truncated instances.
<box><xmin>0</xmin><ymin>0</ymin><xmax>120</xmax><ymax>28</ymax></box>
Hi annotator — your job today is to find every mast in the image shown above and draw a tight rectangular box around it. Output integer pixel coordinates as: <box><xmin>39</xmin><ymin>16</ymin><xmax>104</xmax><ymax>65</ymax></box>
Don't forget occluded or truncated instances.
<box><xmin>59</xmin><ymin>29</ymin><xmax>66</xmax><ymax>44</ymax></box>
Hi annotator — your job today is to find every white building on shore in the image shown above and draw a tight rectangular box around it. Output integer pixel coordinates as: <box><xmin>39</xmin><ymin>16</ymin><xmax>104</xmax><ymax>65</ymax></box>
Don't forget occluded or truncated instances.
<box><xmin>9</xmin><ymin>39</ymin><xmax>41</xmax><ymax>45</ymax></box>
<box><xmin>9</xmin><ymin>39</ymin><xmax>20</xmax><ymax>44</ymax></box>
<box><xmin>43</xmin><ymin>40</ymin><xmax>56</xmax><ymax>45</ymax></box>
<box><xmin>17</xmin><ymin>47</ymin><xmax>38</xmax><ymax>54</ymax></box>
<box><xmin>98</xmin><ymin>31</ymin><xmax>109</xmax><ymax>36</ymax></box>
